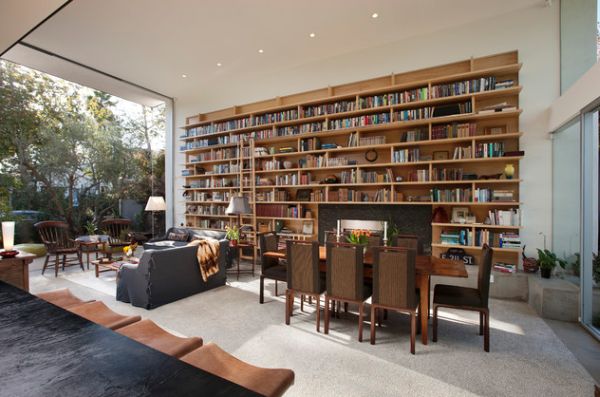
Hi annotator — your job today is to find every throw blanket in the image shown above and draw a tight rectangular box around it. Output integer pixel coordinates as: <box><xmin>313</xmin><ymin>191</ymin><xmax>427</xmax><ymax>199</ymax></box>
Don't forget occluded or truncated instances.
<box><xmin>187</xmin><ymin>238</ymin><xmax>220</xmax><ymax>282</ymax></box>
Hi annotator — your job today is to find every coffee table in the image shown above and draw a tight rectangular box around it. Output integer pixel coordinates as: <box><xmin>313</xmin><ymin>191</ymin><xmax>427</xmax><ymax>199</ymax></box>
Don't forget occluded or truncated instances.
<box><xmin>92</xmin><ymin>257</ymin><xmax>139</xmax><ymax>278</ymax></box>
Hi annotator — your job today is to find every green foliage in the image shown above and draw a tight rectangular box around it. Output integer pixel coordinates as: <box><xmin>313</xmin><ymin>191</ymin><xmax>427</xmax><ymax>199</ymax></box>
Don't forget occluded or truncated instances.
<box><xmin>0</xmin><ymin>60</ymin><xmax>165</xmax><ymax>237</ymax></box>
<box><xmin>536</xmin><ymin>249</ymin><xmax>568</xmax><ymax>271</ymax></box>
<box><xmin>225</xmin><ymin>225</ymin><xmax>240</xmax><ymax>241</ymax></box>
<box><xmin>385</xmin><ymin>220</ymin><xmax>400</xmax><ymax>246</ymax></box>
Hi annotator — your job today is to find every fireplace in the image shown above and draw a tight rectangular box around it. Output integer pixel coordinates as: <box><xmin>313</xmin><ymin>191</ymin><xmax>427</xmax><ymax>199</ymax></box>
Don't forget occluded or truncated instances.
<box><xmin>317</xmin><ymin>204</ymin><xmax>432</xmax><ymax>254</ymax></box>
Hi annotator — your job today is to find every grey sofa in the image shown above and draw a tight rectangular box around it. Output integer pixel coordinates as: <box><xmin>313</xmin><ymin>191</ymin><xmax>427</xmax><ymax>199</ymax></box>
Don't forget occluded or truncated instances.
<box><xmin>116</xmin><ymin>243</ymin><xmax>228</xmax><ymax>309</ymax></box>
<box><xmin>144</xmin><ymin>227</ymin><xmax>228</xmax><ymax>250</ymax></box>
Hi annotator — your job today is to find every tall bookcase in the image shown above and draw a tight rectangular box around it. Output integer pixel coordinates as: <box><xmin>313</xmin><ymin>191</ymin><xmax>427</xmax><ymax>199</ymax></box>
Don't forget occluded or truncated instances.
<box><xmin>180</xmin><ymin>51</ymin><xmax>522</xmax><ymax>267</ymax></box>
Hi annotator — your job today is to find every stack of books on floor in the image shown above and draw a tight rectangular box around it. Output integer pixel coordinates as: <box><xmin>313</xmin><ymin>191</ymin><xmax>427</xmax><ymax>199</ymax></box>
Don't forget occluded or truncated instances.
<box><xmin>493</xmin><ymin>262</ymin><xmax>517</xmax><ymax>273</ymax></box>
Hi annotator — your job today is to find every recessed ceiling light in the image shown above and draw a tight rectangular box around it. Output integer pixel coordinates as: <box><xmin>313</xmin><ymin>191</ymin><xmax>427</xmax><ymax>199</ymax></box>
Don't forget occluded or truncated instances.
<box><xmin>217</xmin><ymin>62</ymin><xmax>222</xmax><ymax>67</ymax></box>
<box><xmin>371</xmin><ymin>12</ymin><xmax>379</xmax><ymax>19</ymax></box>
<box><xmin>181</xmin><ymin>74</ymin><xmax>187</xmax><ymax>78</ymax></box>
<box><xmin>309</xmin><ymin>33</ymin><xmax>316</xmax><ymax>38</ymax></box>
<box><xmin>258</xmin><ymin>49</ymin><xmax>264</xmax><ymax>53</ymax></box>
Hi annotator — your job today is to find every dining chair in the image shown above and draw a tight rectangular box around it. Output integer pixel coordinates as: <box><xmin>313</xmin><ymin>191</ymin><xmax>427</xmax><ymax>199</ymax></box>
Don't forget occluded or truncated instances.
<box><xmin>432</xmin><ymin>244</ymin><xmax>493</xmax><ymax>352</ymax></box>
<box><xmin>370</xmin><ymin>246</ymin><xmax>420</xmax><ymax>354</ymax></box>
<box><xmin>68</xmin><ymin>301</ymin><xmax>141</xmax><ymax>330</ymax></box>
<box><xmin>394</xmin><ymin>234</ymin><xmax>420</xmax><ymax>253</ymax></box>
<box><xmin>259</xmin><ymin>231</ymin><xmax>287</xmax><ymax>303</ymax></box>
<box><xmin>181</xmin><ymin>343</ymin><xmax>295</xmax><ymax>397</ymax></box>
<box><xmin>324</xmin><ymin>242</ymin><xmax>371</xmax><ymax>342</ymax></box>
<box><xmin>37</xmin><ymin>288</ymin><xmax>94</xmax><ymax>309</ymax></box>
<box><xmin>100</xmin><ymin>218</ymin><xmax>132</xmax><ymax>254</ymax></box>
<box><xmin>117</xmin><ymin>319</ymin><xmax>203</xmax><ymax>358</ymax></box>
<box><xmin>35</xmin><ymin>221</ymin><xmax>85</xmax><ymax>277</ymax></box>
<box><xmin>285</xmin><ymin>240</ymin><xmax>324</xmax><ymax>331</ymax></box>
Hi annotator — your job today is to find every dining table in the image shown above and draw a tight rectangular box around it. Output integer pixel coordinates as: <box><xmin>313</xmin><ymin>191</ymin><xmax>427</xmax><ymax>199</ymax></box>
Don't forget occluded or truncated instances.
<box><xmin>0</xmin><ymin>281</ymin><xmax>260</xmax><ymax>397</ymax></box>
<box><xmin>263</xmin><ymin>246</ymin><xmax>468</xmax><ymax>345</ymax></box>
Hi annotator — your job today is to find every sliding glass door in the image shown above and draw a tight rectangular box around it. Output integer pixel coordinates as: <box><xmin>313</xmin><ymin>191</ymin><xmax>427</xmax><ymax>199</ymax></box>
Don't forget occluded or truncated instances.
<box><xmin>580</xmin><ymin>105</ymin><xmax>600</xmax><ymax>336</ymax></box>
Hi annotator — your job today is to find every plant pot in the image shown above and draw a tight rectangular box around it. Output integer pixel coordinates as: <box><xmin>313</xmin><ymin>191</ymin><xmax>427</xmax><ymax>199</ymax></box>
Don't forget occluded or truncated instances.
<box><xmin>540</xmin><ymin>267</ymin><xmax>552</xmax><ymax>279</ymax></box>
<box><xmin>229</xmin><ymin>239</ymin><xmax>238</xmax><ymax>247</ymax></box>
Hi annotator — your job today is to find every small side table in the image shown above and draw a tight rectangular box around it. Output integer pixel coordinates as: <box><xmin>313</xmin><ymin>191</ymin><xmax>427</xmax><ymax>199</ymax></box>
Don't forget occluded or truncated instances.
<box><xmin>228</xmin><ymin>242</ymin><xmax>256</xmax><ymax>280</ymax></box>
<box><xmin>92</xmin><ymin>257</ymin><xmax>139</xmax><ymax>278</ymax></box>
<box><xmin>0</xmin><ymin>251</ymin><xmax>35</xmax><ymax>292</ymax></box>
<box><xmin>76</xmin><ymin>235</ymin><xmax>110</xmax><ymax>269</ymax></box>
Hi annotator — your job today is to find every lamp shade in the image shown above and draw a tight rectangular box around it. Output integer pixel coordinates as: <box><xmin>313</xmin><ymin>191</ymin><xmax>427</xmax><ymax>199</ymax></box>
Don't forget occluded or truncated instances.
<box><xmin>225</xmin><ymin>195</ymin><xmax>251</xmax><ymax>215</ymax></box>
<box><xmin>145</xmin><ymin>196</ymin><xmax>166</xmax><ymax>211</ymax></box>
<box><xmin>2</xmin><ymin>221</ymin><xmax>15</xmax><ymax>251</ymax></box>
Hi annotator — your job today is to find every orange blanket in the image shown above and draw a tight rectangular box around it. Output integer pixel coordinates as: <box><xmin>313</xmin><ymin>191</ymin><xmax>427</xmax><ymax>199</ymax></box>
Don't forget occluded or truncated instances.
<box><xmin>187</xmin><ymin>238</ymin><xmax>220</xmax><ymax>282</ymax></box>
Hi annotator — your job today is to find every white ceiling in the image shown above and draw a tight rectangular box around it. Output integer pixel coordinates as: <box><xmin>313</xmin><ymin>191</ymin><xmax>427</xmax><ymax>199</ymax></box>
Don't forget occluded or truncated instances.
<box><xmin>3</xmin><ymin>0</ymin><xmax>544</xmax><ymax>104</ymax></box>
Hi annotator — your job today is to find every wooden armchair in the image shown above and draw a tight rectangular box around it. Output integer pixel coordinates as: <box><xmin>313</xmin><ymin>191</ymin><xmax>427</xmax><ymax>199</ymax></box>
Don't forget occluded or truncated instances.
<box><xmin>35</xmin><ymin>221</ymin><xmax>84</xmax><ymax>277</ymax></box>
<box><xmin>285</xmin><ymin>240</ymin><xmax>324</xmax><ymax>331</ymax></box>
<box><xmin>100</xmin><ymin>218</ymin><xmax>132</xmax><ymax>253</ymax></box>
<box><xmin>324</xmin><ymin>242</ymin><xmax>371</xmax><ymax>342</ymax></box>
<box><xmin>370</xmin><ymin>246</ymin><xmax>420</xmax><ymax>354</ymax></box>
<box><xmin>433</xmin><ymin>244</ymin><xmax>494</xmax><ymax>352</ymax></box>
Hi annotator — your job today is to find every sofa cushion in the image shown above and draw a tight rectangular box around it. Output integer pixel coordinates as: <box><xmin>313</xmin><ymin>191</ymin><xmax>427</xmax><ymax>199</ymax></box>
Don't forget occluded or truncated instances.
<box><xmin>167</xmin><ymin>228</ymin><xmax>190</xmax><ymax>242</ymax></box>
<box><xmin>190</xmin><ymin>230</ymin><xmax>227</xmax><ymax>241</ymax></box>
<box><xmin>144</xmin><ymin>240</ymin><xmax>189</xmax><ymax>250</ymax></box>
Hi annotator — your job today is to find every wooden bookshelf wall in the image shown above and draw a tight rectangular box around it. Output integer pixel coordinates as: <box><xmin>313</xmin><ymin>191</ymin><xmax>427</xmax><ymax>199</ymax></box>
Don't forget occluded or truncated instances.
<box><xmin>179</xmin><ymin>51</ymin><xmax>522</xmax><ymax>266</ymax></box>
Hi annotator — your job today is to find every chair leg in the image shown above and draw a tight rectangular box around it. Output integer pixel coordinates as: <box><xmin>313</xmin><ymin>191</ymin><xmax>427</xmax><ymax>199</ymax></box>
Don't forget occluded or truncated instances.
<box><xmin>41</xmin><ymin>255</ymin><xmax>49</xmax><ymax>275</ymax></box>
<box><xmin>336</xmin><ymin>300</ymin><xmax>340</xmax><ymax>318</ymax></box>
<box><xmin>275</xmin><ymin>280</ymin><xmax>278</xmax><ymax>296</ymax></box>
<box><xmin>410</xmin><ymin>311</ymin><xmax>416</xmax><ymax>355</ymax></box>
<box><xmin>77</xmin><ymin>251</ymin><xmax>84</xmax><ymax>271</ymax></box>
<box><xmin>308</xmin><ymin>296</ymin><xmax>312</xmax><ymax>305</ymax></box>
<box><xmin>358</xmin><ymin>302</ymin><xmax>364</xmax><ymax>342</ymax></box>
<box><xmin>432</xmin><ymin>305</ymin><xmax>439</xmax><ymax>342</ymax></box>
<box><xmin>285</xmin><ymin>290</ymin><xmax>290</xmax><ymax>325</ymax></box>
<box><xmin>259</xmin><ymin>276</ymin><xmax>265</xmax><ymax>304</ymax></box>
<box><xmin>54</xmin><ymin>255</ymin><xmax>59</xmax><ymax>277</ymax></box>
<box><xmin>316</xmin><ymin>294</ymin><xmax>321</xmax><ymax>333</ymax></box>
<box><xmin>479</xmin><ymin>311</ymin><xmax>484</xmax><ymax>336</ymax></box>
<box><xmin>300</xmin><ymin>294</ymin><xmax>304</xmax><ymax>312</ymax></box>
<box><xmin>377</xmin><ymin>308</ymin><xmax>382</xmax><ymax>327</ymax></box>
<box><xmin>484</xmin><ymin>309</ymin><xmax>490</xmax><ymax>352</ymax></box>
<box><xmin>344</xmin><ymin>302</ymin><xmax>348</xmax><ymax>313</ymax></box>
<box><xmin>324</xmin><ymin>296</ymin><xmax>330</xmax><ymax>334</ymax></box>
<box><xmin>383</xmin><ymin>309</ymin><xmax>388</xmax><ymax>320</ymax></box>
<box><xmin>62</xmin><ymin>254</ymin><xmax>66</xmax><ymax>270</ymax></box>
<box><xmin>370</xmin><ymin>306</ymin><xmax>376</xmax><ymax>345</ymax></box>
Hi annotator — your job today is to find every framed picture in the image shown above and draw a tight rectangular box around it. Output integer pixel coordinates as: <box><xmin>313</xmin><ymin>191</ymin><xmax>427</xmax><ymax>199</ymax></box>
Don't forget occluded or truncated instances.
<box><xmin>302</xmin><ymin>221</ymin><xmax>314</xmax><ymax>235</ymax></box>
<box><xmin>433</xmin><ymin>151</ymin><xmax>449</xmax><ymax>160</ymax></box>
<box><xmin>451</xmin><ymin>207</ymin><xmax>469</xmax><ymax>223</ymax></box>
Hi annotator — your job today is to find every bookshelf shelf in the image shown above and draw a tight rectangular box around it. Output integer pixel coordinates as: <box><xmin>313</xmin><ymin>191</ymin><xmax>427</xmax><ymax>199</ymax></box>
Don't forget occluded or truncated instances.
<box><xmin>180</xmin><ymin>51</ymin><xmax>522</xmax><ymax>258</ymax></box>
<box><xmin>430</xmin><ymin>243</ymin><xmax>521</xmax><ymax>253</ymax></box>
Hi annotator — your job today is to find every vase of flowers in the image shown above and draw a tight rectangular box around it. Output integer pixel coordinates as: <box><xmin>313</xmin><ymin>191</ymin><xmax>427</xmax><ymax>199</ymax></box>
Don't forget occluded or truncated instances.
<box><xmin>123</xmin><ymin>243</ymin><xmax>138</xmax><ymax>258</ymax></box>
<box><xmin>346</xmin><ymin>229</ymin><xmax>371</xmax><ymax>253</ymax></box>
<box><xmin>225</xmin><ymin>225</ymin><xmax>240</xmax><ymax>247</ymax></box>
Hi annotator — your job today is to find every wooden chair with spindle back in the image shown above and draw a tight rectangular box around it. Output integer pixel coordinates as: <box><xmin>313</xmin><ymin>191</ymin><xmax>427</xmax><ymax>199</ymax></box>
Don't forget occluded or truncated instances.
<box><xmin>285</xmin><ymin>240</ymin><xmax>324</xmax><ymax>331</ymax></box>
<box><xmin>100</xmin><ymin>218</ymin><xmax>132</xmax><ymax>254</ymax></box>
<box><xmin>324</xmin><ymin>242</ymin><xmax>371</xmax><ymax>342</ymax></box>
<box><xmin>370</xmin><ymin>246</ymin><xmax>420</xmax><ymax>354</ymax></box>
<box><xmin>432</xmin><ymin>244</ymin><xmax>494</xmax><ymax>352</ymax></box>
<box><xmin>35</xmin><ymin>221</ymin><xmax>84</xmax><ymax>277</ymax></box>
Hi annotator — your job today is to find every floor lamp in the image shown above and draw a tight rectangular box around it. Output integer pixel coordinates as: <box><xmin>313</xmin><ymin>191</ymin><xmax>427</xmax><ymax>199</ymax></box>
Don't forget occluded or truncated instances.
<box><xmin>145</xmin><ymin>196</ymin><xmax>166</xmax><ymax>239</ymax></box>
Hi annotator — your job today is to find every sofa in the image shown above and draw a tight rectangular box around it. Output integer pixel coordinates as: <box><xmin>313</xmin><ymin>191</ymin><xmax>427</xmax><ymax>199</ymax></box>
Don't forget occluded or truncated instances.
<box><xmin>116</xmin><ymin>243</ymin><xmax>228</xmax><ymax>309</ymax></box>
<box><xmin>144</xmin><ymin>227</ymin><xmax>226</xmax><ymax>250</ymax></box>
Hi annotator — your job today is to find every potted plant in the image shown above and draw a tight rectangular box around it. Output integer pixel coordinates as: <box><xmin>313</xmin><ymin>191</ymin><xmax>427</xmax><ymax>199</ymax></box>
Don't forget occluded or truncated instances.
<box><xmin>346</xmin><ymin>229</ymin><xmax>371</xmax><ymax>253</ymax></box>
<box><xmin>83</xmin><ymin>221</ymin><xmax>97</xmax><ymax>236</ymax></box>
<box><xmin>537</xmin><ymin>249</ymin><xmax>567</xmax><ymax>279</ymax></box>
<box><xmin>225</xmin><ymin>225</ymin><xmax>240</xmax><ymax>247</ymax></box>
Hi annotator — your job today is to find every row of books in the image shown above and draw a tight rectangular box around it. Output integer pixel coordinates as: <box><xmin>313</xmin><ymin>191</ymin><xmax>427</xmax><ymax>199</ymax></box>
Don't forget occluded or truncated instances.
<box><xmin>487</xmin><ymin>209</ymin><xmax>521</xmax><ymax>226</ymax></box>
<box><xmin>260</xmin><ymin>160</ymin><xmax>282</xmax><ymax>171</ymax></box>
<box><xmin>327</xmin><ymin>188</ymin><xmax>392</xmax><ymax>202</ymax></box>
<box><xmin>254</xmin><ymin>109</ymin><xmax>298</xmax><ymax>125</ymax></box>
<box><xmin>256</xmin><ymin>204</ymin><xmax>301</xmax><ymax>218</ymax></box>
<box><xmin>348</xmin><ymin>132</ymin><xmax>359</xmax><ymax>147</ymax></box>
<box><xmin>440</xmin><ymin>229</ymin><xmax>506</xmax><ymax>248</ymax></box>
<box><xmin>430</xmin><ymin>76</ymin><xmax>499</xmax><ymax>98</ymax></box>
<box><xmin>431</xmin><ymin>123</ymin><xmax>476</xmax><ymax>140</ymax></box>
<box><xmin>431</xmin><ymin>188</ymin><xmax>471</xmax><ymax>202</ymax></box>
<box><xmin>473</xmin><ymin>189</ymin><xmax>515</xmax><ymax>202</ymax></box>
<box><xmin>196</xmin><ymin>220</ymin><xmax>228</xmax><ymax>230</ymax></box>
<box><xmin>301</xmin><ymin>100</ymin><xmax>356</xmax><ymax>117</ymax></box>
<box><xmin>431</xmin><ymin>168</ymin><xmax>463</xmax><ymax>181</ymax></box>
<box><xmin>189</xmin><ymin>147</ymin><xmax>239</xmax><ymax>162</ymax></box>
<box><xmin>255</xmin><ymin>190</ymin><xmax>290</xmax><ymax>202</ymax></box>
<box><xmin>275</xmin><ymin>174</ymin><xmax>298</xmax><ymax>186</ymax></box>
<box><xmin>475</xmin><ymin>142</ymin><xmax>504</xmax><ymax>158</ymax></box>
<box><xmin>328</xmin><ymin>157</ymin><xmax>351</xmax><ymax>167</ymax></box>
<box><xmin>181</xmin><ymin>135</ymin><xmax>232</xmax><ymax>150</ymax></box>
<box><xmin>213</xmin><ymin>117</ymin><xmax>252</xmax><ymax>133</ymax></box>
<box><xmin>408</xmin><ymin>169</ymin><xmax>429</xmax><ymax>182</ymax></box>
<box><xmin>360</xmin><ymin>170</ymin><xmax>393</xmax><ymax>183</ymax></box>
<box><xmin>341</xmin><ymin>170</ymin><xmax>358</xmax><ymax>184</ymax></box>
<box><xmin>185</xmin><ymin>191</ymin><xmax>232</xmax><ymax>202</ymax></box>
<box><xmin>493</xmin><ymin>263</ymin><xmax>517</xmax><ymax>273</ymax></box>
<box><xmin>393</xmin><ymin>148</ymin><xmax>420</xmax><ymax>163</ymax></box>
<box><xmin>186</xmin><ymin>204</ymin><xmax>227</xmax><ymax>216</ymax></box>
<box><xmin>358</xmin><ymin>87</ymin><xmax>429</xmax><ymax>109</ymax></box>
<box><xmin>452</xmin><ymin>146</ymin><xmax>473</xmax><ymax>159</ymax></box>
<box><xmin>328</xmin><ymin>113</ymin><xmax>392</xmax><ymax>130</ymax></box>
<box><xmin>300</xmin><ymin>172</ymin><xmax>314</xmax><ymax>185</ymax></box>
<box><xmin>499</xmin><ymin>233</ymin><xmax>521</xmax><ymax>248</ymax></box>
<box><xmin>403</xmin><ymin>129</ymin><xmax>427</xmax><ymax>142</ymax></box>
<box><xmin>395</xmin><ymin>107</ymin><xmax>433</xmax><ymax>121</ymax></box>
<box><xmin>359</xmin><ymin>135</ymin><xmax>386</xmax><ymax>146</ymax></box>
<box><xmin>300</xmin><ymin>137</ymin><xmax>321</xmax><ymax>152</ymax></box>
<box><xmin>299</xmin><ymin>155</ymin><xmax>326</xmax><ymax>168</ymax></box>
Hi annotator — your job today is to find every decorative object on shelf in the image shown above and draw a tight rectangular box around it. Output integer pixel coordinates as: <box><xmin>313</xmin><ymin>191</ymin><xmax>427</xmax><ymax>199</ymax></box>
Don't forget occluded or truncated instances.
<box><xmin>2</xmin><ymin>221</ymin><xmax>15</xmax><ymax>251</ymax></box>
<box><xmin>432</xmin><ymin>207</ymin><xmax>450</xmax><ymax>223</ymax></box>
<box><xmin>433</xmin><ymin>151</ymin><xmax>449</xmax><ymax>160</ymax></box>
<box><xmin>536</xmin><ymin>248</ymin><xmax>567</xmax><ymax>279</ymax></box>
<box><xmin>296</xmin><ymin>189</ymin><xmax>311</xmax><ymax>201</ymax></box>
<box><xmin>275</xmin><ymin>220</ymin><xmax>284</xmax><ymax>233</ymax></box>
<box><xmin>522</xmin><ymin>245</ymin><xmax>539</xmax><ymax>273</ymax></box>
<box><xmin>302</xmin><ymin>221</ymin><xmax>313</xmax><ymax>235</ymax></box>
<box><xmin>225</xmin><ymin>225</ymin><xmax>240</xmax><ymax>247</ymax></box>
<box><xmin>283</xmin><ymin>161</ymin><xmax>293</xmax><ymax>169</ymax></box>
<box><xmin>123</xmin><ymin>243</ymin><xmax>138</xmax><ymax>258</ymax></box>
<box><xmin>365</xmin><ymin>149</ymin><xmax>378</xmax><ymax>162</ymax></box>
<box><xmin>255</xmin><ymin>147</ymin><xmax>268</xmax><ymax>157</ymax></box>
<box><xmin>504</xmin><ymin>163</ymin><xmax>515</xmax><ymax>179</ymax></box>
<box><xmin>451</xmin><ymin>207</ymin><xmax>469</xmax><ymax>224</ymax></box>
<box><xmin>269</xmin><ymin>147</ymin><xmax>276</xmax><ymax>155</ymax></box>
<box><xmin>322</xmin><ymin>175</ymin><xmax>338</xmax><ymax>184</ymax></box>
<box><xmin>346</xmin><ymin>229</ymin><xmax>371</xmax><ymax>245</ymax></box>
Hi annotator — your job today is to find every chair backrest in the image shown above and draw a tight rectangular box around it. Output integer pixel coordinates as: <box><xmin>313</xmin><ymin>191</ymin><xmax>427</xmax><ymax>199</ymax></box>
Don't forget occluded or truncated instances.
<box><xmin>372</xmin><ymin>246</ymin><xmax>416</xmax><ymax>309</ymax></box>
<box><xmin>326</xmin><ymin>242</ymin><xmax>364</xmax><ymax>301</ymax></box>
<box><xmin>34</xmin><ymin>221</ymin><xmax>74</xmax><ymax>252</ymax></box>
<box><xmin>395</xmin><ymin>234</ymin><xmax>419</xmax><ymax>254</ymax></box>
<box><xmin>478</xmin><ymin>244</ymin><xmax>494</xmax><ymax>307</ymax></box>
<box><xmin>259</xmin><ymin>232</ymin><xmax>279</xmax><ymax>271</ymax></box>
<box><xmin>286</xmin><ymin>240</ymin><xmax>320</xmax><ymax>294</ymax></box>
<box><xmin>101</xmin><ymin>219</ymin><xmax>132</xmax><ymax>243</ymax></box>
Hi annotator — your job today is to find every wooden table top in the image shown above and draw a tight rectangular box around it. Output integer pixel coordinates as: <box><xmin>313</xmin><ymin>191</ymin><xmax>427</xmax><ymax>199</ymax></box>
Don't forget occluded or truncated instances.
<box><xmin>0</xmin><ymin>251</ymin><xmax>36</xmax><ymax>262</ymax></box>
<box><xmin>263</xmin><ymin>246</ymin><xmax>467</xmax><ymax>278</ymax></box>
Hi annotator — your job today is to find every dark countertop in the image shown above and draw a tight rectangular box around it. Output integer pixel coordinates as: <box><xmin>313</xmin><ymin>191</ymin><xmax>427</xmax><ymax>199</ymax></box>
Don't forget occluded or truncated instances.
<box><xmin>0</xmin><ymin>282</ymin><xmax>259</xmax><ymax>397</ymax></box>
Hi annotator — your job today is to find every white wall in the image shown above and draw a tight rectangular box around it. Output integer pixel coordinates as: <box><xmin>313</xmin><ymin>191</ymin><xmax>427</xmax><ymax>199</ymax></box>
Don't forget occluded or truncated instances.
<box><xmin>174</xmin><ymin>4</ymin><xmax>560</xmax><ymax>252</ymax></box>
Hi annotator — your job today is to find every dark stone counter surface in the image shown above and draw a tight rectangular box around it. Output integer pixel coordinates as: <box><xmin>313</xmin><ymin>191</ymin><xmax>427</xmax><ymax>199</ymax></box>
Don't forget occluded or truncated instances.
<box><xmin>0</xmin><ymin>282</ymin><xmax>259</xmax><ymax>397</ymax></box>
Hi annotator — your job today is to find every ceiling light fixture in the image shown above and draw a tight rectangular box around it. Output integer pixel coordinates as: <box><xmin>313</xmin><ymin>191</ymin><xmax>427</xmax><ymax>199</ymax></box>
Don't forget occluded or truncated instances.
<box><xmin>371</xmin><ymin>12</ymin><xmax>379</xmax><ymax>19</ymax></box>
<box><xmin>181</xmin><ymin>74</ymin><xmax>187</xmax><ymax>78</ymax></box>
<box><xmin>309</xmin><ymin>33</ymin><xmax>316</xmax><ymax>38</ymax></box>
<box><xmin>258</xmin><ymin>49</ymin><xmax>264</xmax><ymax>53</ymax></box>
<box><xmin>217</xmin><ymin>62</ymin><xmax>222</xmax><ymax>67</ymax></box>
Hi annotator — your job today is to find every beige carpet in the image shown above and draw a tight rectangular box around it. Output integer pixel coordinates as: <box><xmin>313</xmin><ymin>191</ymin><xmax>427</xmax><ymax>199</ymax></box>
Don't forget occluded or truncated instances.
<box><xmin>28</xmin><ymin>259</ymin><xmax>595</xmax><ymax>397</ymax></box>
